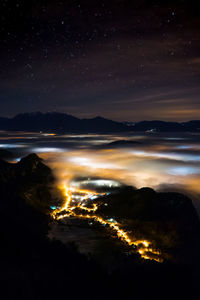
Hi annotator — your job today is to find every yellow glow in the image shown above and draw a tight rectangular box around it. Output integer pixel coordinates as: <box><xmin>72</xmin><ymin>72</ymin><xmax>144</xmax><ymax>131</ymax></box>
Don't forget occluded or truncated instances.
<box><xmin>77</xmin><ymin>203</ymin><xmax>98</xmax><ymax>212</ymax></box>
<box><xmin>51</xmin><ymin>183</ymin><xmax>163</xmax><ymax>263</ymax></box>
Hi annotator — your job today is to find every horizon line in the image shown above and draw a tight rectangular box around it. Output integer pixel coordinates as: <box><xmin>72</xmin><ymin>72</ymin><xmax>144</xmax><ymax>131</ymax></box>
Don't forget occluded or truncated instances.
<box><xmin>1</xmin><ymin>111</ymin><xmax>200</xmax><ymax>124</ymax></box>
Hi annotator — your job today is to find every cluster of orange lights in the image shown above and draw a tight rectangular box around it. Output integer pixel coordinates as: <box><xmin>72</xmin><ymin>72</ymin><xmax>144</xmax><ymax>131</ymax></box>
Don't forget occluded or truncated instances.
<box><xmin>51</xmin><ymin>183</ymin><xmax>163</xmax><ymax>263</ymax></box>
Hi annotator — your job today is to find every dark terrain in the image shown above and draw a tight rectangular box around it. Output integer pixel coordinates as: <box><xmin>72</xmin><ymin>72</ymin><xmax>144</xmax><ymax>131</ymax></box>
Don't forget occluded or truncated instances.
<box><xmin>1</xmin><ymin>112</ymin><xmax>200</xmax><ymax>133</ymax></box>
<box><xmin>0</xmin><ymin>152</ymin><xmax>199</xmax><ymax>299</ymax></box>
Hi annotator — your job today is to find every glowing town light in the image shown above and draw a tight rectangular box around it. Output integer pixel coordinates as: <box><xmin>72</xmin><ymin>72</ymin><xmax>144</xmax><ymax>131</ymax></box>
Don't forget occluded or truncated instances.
<box><xmin>41</xmin><ymin>133</ymin><xmax>56</xmax><ymax>136</ymax></box>
<box><xmin>50</xmin><ymin>206</ymin><xmax>57</xmax><ymax>210</ymax></box>
<box><xmin>51</xmin><ymin>183</ymin><xmax>163</xmax><ymax>263</ymax></box>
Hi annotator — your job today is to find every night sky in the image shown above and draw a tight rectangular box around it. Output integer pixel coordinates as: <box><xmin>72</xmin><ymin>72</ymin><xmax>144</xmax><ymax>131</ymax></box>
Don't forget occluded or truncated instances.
<box><xmin>0</xmin><ymin>0</ymin><xmax>200</xmax><ymax>121</ymax></box>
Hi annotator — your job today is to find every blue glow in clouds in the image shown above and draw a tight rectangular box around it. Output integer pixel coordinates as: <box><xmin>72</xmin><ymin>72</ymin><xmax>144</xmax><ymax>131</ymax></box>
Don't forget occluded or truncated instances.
<box><xmin>175</xmin><ymin>145</ymin><xmax>194</xmax><ymax>149</ymax></box>
<box><xmin>50</xmin><ymin>206</ymin><xmax>57</xmax><ymax>210</ymax></box>
<box><xmin>0</xmin><ymin>144</ymin><xmax>25</xmax><ymax>148</ymax></box>
<box><xmin>32</xmin><ymin>147</ymin><xmax>65</xmax><ymax>153</ymax></box>
<box><xmin>167</xmin><ymin>166</ymin><xmax>200</xmax><ymax>176</ymax></box>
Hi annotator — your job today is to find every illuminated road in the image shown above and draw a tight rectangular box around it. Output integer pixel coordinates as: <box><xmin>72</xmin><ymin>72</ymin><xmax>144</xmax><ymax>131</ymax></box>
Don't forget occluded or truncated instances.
<box><xmin>51</xmin><ymin>183</ymin><xmax>163</xmax><ymax>263</ymax></box>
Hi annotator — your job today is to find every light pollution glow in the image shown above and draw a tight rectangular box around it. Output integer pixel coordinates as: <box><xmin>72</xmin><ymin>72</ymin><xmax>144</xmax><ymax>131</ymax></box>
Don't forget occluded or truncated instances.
<box><xmin>39</xmin><ymin>145</ymin><xmax>200</xmax><ymax>215</ymax></box>
<box><xmin>1</xmin><ymin>131</ymin><xmax>200</xmax><ymax>213</ymax></box>
<box><xmin>1</xmin><ymin>131</ymin><xmax>200</xmax><ymax>260</ymax></box>
<box><xmin>51</xmin><ymin>182</ymin><xmax>162</xmax><ymax>262</ymax></box>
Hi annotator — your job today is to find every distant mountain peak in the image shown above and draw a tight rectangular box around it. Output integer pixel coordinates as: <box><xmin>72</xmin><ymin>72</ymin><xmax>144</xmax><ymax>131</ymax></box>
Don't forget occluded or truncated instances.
<box><xmin>14</xmin><ymin>111</ymin><xmax>75</xmax><ymax>118</ymax></box>
<box><xmin>0</xmin><ymin>112</ymin><xmax>200</xmax><ymax>133</ymax></box>
<box><xmin>93</xmin><ymin>116</ymin><xmax>106</xmax><ymax>120</ymax></box>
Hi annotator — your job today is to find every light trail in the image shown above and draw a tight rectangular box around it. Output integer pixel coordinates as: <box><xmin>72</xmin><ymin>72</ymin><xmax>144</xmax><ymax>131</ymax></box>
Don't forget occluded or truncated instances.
<box><xmin>51</xmin><ymin>183</ymin><xmax>163</xmax><ymax>263</ymax></box>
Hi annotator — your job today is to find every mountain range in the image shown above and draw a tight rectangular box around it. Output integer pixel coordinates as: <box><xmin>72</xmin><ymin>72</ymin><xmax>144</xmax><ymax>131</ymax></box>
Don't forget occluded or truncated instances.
<box><xmin>0</xmin><ymin>112</ymin><xmax>200</xmax><ymax>133</ymax></box>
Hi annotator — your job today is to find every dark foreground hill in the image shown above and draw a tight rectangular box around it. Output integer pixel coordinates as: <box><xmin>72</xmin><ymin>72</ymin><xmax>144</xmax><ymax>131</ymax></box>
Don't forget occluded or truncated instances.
<box><xmin>96</xmin><ymin>186</ymin><xmax>200</xmax><ymax>264</ymax></box>
<box><xmin>0</xmin><ymin>154</ymin><xmax>199</xmax><ymax>299</ymax></box>
<box><xmin>1</xmin><ymin>112</ymin><xmax>200</xmax><ymax>133</ymax></box>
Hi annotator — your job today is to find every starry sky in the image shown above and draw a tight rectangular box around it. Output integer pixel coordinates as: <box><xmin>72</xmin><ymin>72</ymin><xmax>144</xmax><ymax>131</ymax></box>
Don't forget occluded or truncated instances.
<box><xmin>0</xmin><ymin>0</ymin><xmax>200</xmax><ymax>121</ymax></box>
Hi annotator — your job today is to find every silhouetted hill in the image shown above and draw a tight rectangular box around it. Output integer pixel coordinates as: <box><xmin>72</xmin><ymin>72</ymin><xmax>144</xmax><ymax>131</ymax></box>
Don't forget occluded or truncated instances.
<box><xmin>125</xmin><ymin>120</ymin><xmax>200</xmax><ymax>132</ymax></box>
<box><xmin>0</xmin><ymin>149</ymin><xmax>14</xmax><ymax>160</ymax></box>
<box><xmin>95</xmin><ymin>186</ymin><xmax>200</xmax><ymax>264</ymax></box>
<box><xmin>104</xmin><ymin>139</ymin><xmax>141</xmax><ymax>148</ymax></box>
<box><xmin>0</xmin><ymin>154</ymin><xmax>199</xmax><ymax>299</ymax></box>
<box><xmin>80</xmin><ymin>116</ymin><xmax>128</xmax><ymax>132</ymax></box>
<box><xmin>0</xmin><ymin>153</ymin><xmax>55</xmax><ymax>211</ymax></box>
<box><xmin>1</xmin><ymin>112</ymin><xmax>200</xmax><ymax>133</ymax></box>
<box><xmin>131</xmin><ymin>120</ymin><xmax>184</xmax><ymax>131</ymax></box>
<box><xmin>0</xmin><ymin>154</ymin><xmax>106</xmax><ymax>300</ymax></box>
<box><xmin>0</xmin><ymin>112</ymin><xmax>128</xmax><ymax>133</ymax></box>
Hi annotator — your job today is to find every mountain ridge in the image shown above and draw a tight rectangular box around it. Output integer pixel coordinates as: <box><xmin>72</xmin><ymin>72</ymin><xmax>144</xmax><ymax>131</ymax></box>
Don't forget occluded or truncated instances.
<box><xmin>0</xmin><ymin>112</ymin><xmax>200</xmax><ymax>133</ymax></box>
